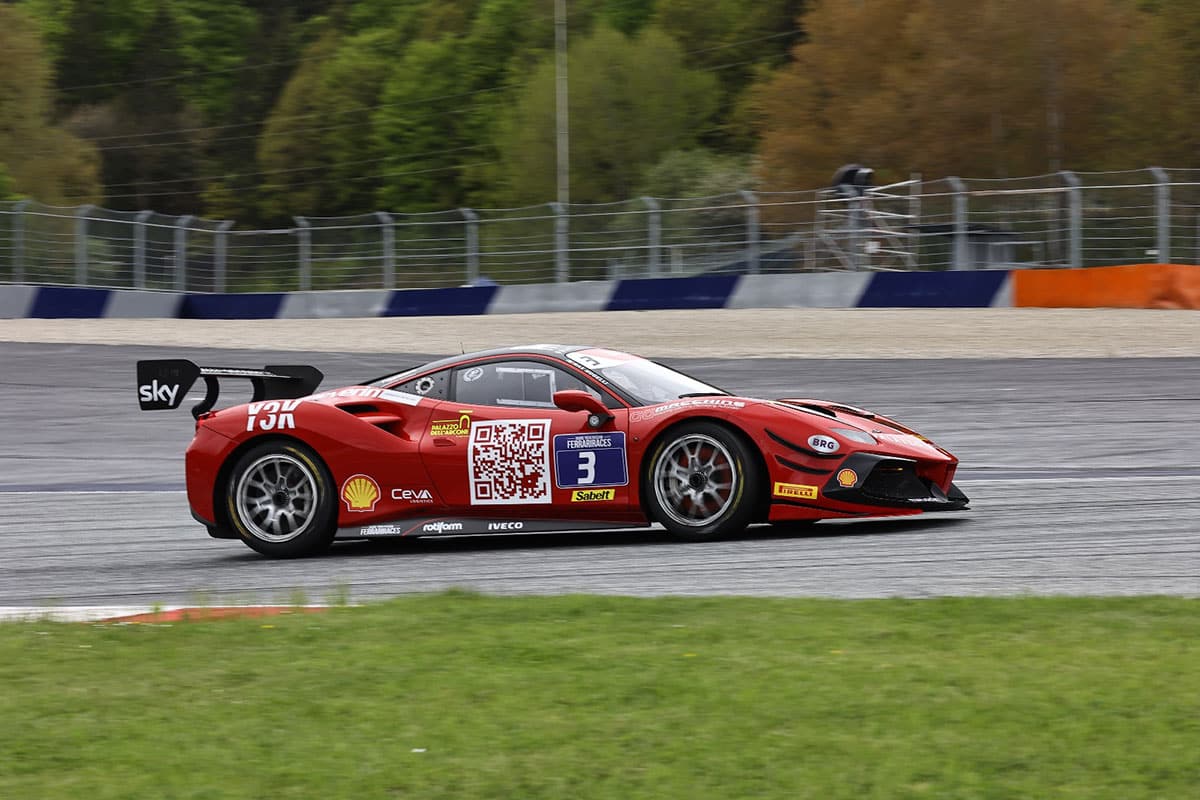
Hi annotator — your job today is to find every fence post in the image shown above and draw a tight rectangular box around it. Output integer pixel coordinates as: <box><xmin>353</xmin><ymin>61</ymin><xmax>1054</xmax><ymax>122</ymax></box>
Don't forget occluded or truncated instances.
<box><xmin>12</xmin><ymin>199</ymin><xmax>30</xmax><ymax>283</ymax></box>
<box><xmin>738</xmin><ymin>190</ymin><xmax>760</xmax><ymax>275</ymax></box>
<box><xmin>848</xmin><ymin>195</ymin><xmax>864</xmax><ymax>271</ymax></box>
<box><xmin>907</xmin><ymin>173</ymin><xmax>921</xmax><ymax>269</ymax></box>
<box><xmin>549</xmin><ymin>202</ymin><xmax>568</xmax><ymax>283</ymax></box>
<box><xmin>374</xmin><ymin>211</ymin><xmax>395</xmax><ymax>290</ymax></box>
<box><xmin>214</xmin><ymin>220</ymin><xmax>234</xmax><ymax>293</ymax></box>
<box><xmin>133</xmin><ymin>210</ymin><xmax>152</xmax><ymax>289</ymax></box>
<box><xmin>1149</xmin><ymin>166</ymin><xmax>1170</xmax><ymax>263</ymax></box>
<box><xmin>174</xmin><ymin>215</ymin><xmax>193</xmax><ymax>291</ymax></box>
<box><xmin>459</xmin><ymin>208</ymin><xmax>480</xmax><ymax>285</ymax></box>
<box><xmin>74</xmin><ymin>204</ymin><xmax>93</xmax><ymax>285</ymax></box>
<box><xmin>1059</xmin><ymin>171</ymin><xmax>1082</xmax><ymax>268</ymax></box>
<box><xmin>293</xmin><ymin>216</ymin><xmax>311</xmax><ymax>291</ymax></box>
<box><xmin>947</xmin><ymin>177</ymin><xmax>968</xmax><ymax>269</ymax></box>
<box><xmin>641</xmin><ymin>196</ymin><xmax>661</xmax><ymax>278</ymax></box>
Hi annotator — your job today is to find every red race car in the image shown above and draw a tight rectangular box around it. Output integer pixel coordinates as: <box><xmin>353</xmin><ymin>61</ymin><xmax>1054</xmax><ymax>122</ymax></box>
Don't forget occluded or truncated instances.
<box><xmin>137</xmin><ymin>345</ymin><xmax>968</xmax><ymax>558</ymax></box>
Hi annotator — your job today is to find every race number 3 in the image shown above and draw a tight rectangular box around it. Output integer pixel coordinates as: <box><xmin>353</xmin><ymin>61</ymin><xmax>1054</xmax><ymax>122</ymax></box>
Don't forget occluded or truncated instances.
<box><xmin>553</xmin><ymin>432</ymin><xmax>628</xmax><ymax>489</ymax></box>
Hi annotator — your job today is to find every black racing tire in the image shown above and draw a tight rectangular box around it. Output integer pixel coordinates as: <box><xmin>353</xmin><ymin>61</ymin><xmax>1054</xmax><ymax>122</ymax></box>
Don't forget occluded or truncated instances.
<box><xmin>643</xmin><ymin>421</ymin><xmax>762</xmax><ymax>542</ymax></box>
<box><xmin>224</xmin><ymin>440</ymin><xmax>338</xmax><ymax>558</ymax></box>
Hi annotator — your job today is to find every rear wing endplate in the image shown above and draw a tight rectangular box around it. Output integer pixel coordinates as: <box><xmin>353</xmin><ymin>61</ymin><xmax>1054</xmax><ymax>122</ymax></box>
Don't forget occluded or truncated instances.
<box><xmin>137</xmin><ymin>359</ymin><xmax>323</xmax><ymax>418</ymax></box>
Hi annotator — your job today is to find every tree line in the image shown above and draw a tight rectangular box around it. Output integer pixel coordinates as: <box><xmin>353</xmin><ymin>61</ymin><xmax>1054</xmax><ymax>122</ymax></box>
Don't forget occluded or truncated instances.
<box><xmin>0</xmin><ymin>0</ymin><xmax>1195</xmax><ymax>226</ymax></box>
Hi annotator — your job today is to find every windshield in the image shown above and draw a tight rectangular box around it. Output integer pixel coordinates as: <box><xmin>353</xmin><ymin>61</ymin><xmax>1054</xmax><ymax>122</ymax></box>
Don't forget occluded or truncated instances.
<box><xmin>566</xmin><ymin>349</ymin><xmax>726</xmax><ymax>406</ymax></box>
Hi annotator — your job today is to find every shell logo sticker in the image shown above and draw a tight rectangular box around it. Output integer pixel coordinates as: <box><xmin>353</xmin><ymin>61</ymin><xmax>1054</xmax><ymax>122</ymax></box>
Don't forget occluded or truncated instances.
<box><xmin>341</xmin><ymin>474</ymin><xmax>381</xmax><ymax>512</ymax></box>
<box><xmin>773</xmin><ymin>482</ymin><xmax>819</xmax><ymax>500</ymax></box>
<box><xmin>836</xmin><ymin>468</ymin><xmax>859</xmax><ymax>488</ymax></box>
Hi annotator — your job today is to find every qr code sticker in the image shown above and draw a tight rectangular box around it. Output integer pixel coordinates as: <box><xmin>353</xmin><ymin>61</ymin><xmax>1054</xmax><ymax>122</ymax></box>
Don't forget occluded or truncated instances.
<box><xmin>469</xmin><ymin>419</ymin><xmax>552</xmax><ymax>505</ymax></box>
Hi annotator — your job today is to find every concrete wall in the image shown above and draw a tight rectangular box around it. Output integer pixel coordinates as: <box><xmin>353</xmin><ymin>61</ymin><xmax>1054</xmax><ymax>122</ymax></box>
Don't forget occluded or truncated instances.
<box><xmin>0</xmin><ymin>270</ymin><xmax>1017</xmax><ymax>319</ymax></box>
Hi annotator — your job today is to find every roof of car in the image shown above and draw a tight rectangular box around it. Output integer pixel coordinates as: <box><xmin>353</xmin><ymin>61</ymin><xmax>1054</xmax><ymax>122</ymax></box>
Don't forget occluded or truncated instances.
<box><xmin>400</xmin><ymin>344</ymin><xmax>597</xmax><ymax>376</ymax></box>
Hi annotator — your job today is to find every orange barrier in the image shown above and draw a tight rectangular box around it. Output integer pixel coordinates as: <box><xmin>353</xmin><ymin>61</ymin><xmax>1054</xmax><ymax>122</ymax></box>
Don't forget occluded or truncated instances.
<box><xmin>1013</xmin><ymin>264</ymin><xmax>1200</xmax><ymax>309</ymax></box>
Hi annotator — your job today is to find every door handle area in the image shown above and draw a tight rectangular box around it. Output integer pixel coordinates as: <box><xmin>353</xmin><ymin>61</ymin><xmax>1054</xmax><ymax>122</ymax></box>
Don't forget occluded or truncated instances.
<box><xmin>433</xmin><ymin>437</ymin><xmax>457</xmax><ymax>447</ymax></box>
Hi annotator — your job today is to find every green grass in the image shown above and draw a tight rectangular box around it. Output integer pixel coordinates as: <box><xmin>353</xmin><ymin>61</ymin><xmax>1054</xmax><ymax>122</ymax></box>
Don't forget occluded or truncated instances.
<box><xmin>2</xmin><ymin>593</ymin><xmax>1198</xmax><ymax>799</ymax></box>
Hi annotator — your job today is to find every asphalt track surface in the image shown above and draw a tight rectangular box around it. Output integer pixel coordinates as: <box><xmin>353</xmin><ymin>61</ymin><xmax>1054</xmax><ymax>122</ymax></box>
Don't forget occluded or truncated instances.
<box><xmin>2</xmin><ymin>342</ymin><xmax>1198</xmax><ymax>606</ymax></box>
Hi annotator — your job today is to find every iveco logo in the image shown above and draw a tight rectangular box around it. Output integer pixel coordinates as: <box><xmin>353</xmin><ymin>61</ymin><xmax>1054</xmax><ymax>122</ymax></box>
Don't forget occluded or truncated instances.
<box><xmin>808</xmin><ymin>434</ymin><xmax>840</xmax><ymax>454</ymax></box>
<box><xmin>421</xmin><ymin>521</ymin><xmax>463</xmax><ymax>533</ymax></box>
<box><xmin>487</xmin><ymin>522</ymin><xmax>524</xmax><ymax>531</ymax></box>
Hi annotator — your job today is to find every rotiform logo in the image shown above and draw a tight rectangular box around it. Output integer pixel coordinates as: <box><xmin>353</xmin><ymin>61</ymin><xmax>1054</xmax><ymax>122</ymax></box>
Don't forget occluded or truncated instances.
<box><xmin>421</xmin><ymin>521</ymin><xmax>464</xmax><ymax>533</ymax></box>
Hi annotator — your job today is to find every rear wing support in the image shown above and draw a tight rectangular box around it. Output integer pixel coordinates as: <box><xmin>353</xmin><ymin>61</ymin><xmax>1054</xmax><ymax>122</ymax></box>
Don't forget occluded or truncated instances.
<box><xmin>137</xmin><ymin>359</ymin><xmax>323</xmax><ymax>419</ymax></box>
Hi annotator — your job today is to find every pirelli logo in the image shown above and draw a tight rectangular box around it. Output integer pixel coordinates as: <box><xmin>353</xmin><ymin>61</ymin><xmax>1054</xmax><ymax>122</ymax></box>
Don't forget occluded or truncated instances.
<box><xmin>773</xmin><ymin>482</ymin><xmax>818</xmax><ymax>500</ymax></box>
<box><xmin>571</xmin><ymin>488</ymin><xmax>615</xmax><ymax>502</ymax></box>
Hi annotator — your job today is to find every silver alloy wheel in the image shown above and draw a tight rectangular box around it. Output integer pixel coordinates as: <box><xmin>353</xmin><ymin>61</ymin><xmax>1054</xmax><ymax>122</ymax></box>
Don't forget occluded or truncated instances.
<box><xmin>233</xmin><ymin>453</ymin><xmax>319</xmax><ymax>543</ymax></box>
<box><xmin>652</xmin><ymin>433</ymin><xmax>739</xmax><ymax>527</ymax></box>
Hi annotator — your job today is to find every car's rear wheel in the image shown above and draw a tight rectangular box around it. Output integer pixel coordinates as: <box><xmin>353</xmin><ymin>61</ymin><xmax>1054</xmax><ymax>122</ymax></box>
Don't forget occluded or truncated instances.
<box><xmin>225</xmin><ymin>441</ymin><xmax>337</xmax><ymax>558</ymax></box>
<box><xmin>645</xmin><ymin>421</ymin><xmax>761</xmax><ymax>541</ymax></box>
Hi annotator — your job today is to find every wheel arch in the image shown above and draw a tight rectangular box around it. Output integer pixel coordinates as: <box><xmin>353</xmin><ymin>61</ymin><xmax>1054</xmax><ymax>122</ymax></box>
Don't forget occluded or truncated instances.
<box><xmin>211</xmin><ymin>433</ymin><xmax>332</xmax><ymax>532</ymax></box>
<box><xmin>638</xmin><ymin>415</ymin><xmax>771</xmax><ymax>523</ymax></box>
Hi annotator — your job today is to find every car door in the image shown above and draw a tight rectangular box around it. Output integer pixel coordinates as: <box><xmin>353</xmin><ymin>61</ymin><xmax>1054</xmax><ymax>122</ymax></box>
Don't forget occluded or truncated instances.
<box><xmin>418</xmin><ymin>358</ymin><xmax>633</xmax><ymax>520</ymax></box>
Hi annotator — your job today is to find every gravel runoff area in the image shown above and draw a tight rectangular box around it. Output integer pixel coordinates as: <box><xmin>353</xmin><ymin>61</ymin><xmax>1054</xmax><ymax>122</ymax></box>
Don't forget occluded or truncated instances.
<box><xmin>1</xmin><ymin>308</ymin><xmax>1198</xmax><ymax>358</ymax></box>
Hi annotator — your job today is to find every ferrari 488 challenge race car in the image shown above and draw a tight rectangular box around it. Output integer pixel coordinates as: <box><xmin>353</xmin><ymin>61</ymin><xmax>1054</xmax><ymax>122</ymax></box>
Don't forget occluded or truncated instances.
<box><xmin>137</xmin><ymin>345</ymin><xmax>968</xmax><ymax>558</ymax></box>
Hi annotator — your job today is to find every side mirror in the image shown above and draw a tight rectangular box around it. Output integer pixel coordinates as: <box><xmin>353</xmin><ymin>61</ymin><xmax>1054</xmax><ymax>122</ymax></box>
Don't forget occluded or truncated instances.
<box><xmin>553</xmin><ymin>390</ymin><xmax>613</xmax><ymax>429</ymax></box>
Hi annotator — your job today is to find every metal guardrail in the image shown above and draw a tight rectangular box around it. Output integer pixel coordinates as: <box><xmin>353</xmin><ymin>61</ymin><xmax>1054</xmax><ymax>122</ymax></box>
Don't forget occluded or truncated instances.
<box><xmin>2</xmin><ymin>168</ymin><xmax>1197</xmax><ymax>292</ymax></box>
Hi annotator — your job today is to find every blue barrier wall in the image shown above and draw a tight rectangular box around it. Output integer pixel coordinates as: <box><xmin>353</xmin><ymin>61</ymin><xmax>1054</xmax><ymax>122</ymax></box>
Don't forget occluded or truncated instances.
<box><xmin>0</xmin><ymin>270</ymin><xmax>1014</xmax><ymax>319</ymax></box>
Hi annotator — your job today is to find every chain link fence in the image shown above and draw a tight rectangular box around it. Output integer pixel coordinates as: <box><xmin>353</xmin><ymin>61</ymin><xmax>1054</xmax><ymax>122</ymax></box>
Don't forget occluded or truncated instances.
<box><xmin>2</xmin><ymin>168</ymin><xmax>1196</xmax><ymax>292</ymax></box>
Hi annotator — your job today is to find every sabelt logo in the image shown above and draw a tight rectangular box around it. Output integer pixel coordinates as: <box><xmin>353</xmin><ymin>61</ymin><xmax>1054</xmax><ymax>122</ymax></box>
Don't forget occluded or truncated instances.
<box><xmin>422</xmin><ymin>521</ymin><xmax>464</xmax><ymax>533</ymax></box>
<box><xmin>430</xmin><ymin>411</ymin><xmax>472</xmax><ymax>437</ymax></box>
<box><xmin>487</xmin><ymin>521</ymin><xmax>524</xmax><ymax>531</ymax></box>
<box><xmin>571</xmin><ymin>488</ymin><xmax>615</xmax><ymax>502</ymax></box>
<box><xmin>773</xmin><ymin>482</ymin><xmax>819</xmax><ymax>500</ymax></box>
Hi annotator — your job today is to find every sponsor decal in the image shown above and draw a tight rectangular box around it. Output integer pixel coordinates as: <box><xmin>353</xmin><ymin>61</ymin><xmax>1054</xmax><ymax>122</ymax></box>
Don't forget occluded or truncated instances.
<box><xmin>836</xmin><ymin>468</ymin><xmax>859</xmax><ymax>488</ymax></box>
<box><xmin>486</xmin><ymin>521</ymin><xmax>524</xmax><ymax>531</ymax></box>
<box><xmin>553</xmin><ymin>432</ymin><xmax>629</xmax><ymax>489</ymax></box>
<box><xmin>463</xmin><ymin>366</ymin><xmax>484</xmax><ymax>382</ymax></box>
<box><xmin>307</xmin><ymin>387</ymin><xmax>422</xmax><ymax>406</ymax></box>
<box><xmin>246</xmin><ymin>399</ymin><xmax>301</xmax><ymax>432</ymax></box>
<box><xmin>572</xmin><ymin>488</ymin><xmax>615</xmax><ymax>502</ymax></box>
<box><xmin>567</xmin><ymin>349</ymin><xmax>631</xmax><ymax>370</ymax></box>
<box><xmin>876</xmin><ymin>432</ymin><xmax>941</xmax><ymax>453</ymax></box>
<box><xmin>341</xmin><ymin>474</ymin><xmax>381</xmax><ymax>512</ymax></box>
<box><xmin>414</xmin><ymin>377</ymin><xmax>435</xmax><ymax>395</ymax></box>
<box><xmin>422</xmin><ymin>521</ymin><xmax>464</xmax><ymax>534</ymax></box>
<box><xmin>430</xmin><ymin>411</ymin><xmax>472</xmax><ymax>437</ymax></box>
<box><xmin>361</xmin><ymin>524</ymin><xmax>403</xmax><ymax>537</ymax></box>
<box><xmin>469</xmin><ymin>419</ymin><xmax>552</xmax><ymax>505</ymax></box>
<box><xmin>138</xmin><ymin>380</ymin><xmax>179</xmax><ymax>406</ymax></box>
<box><xmin>629</xmin><ymin>397</ymin><xmax>747</xmax><ymax>422</ymax></box>
<box><xmin>773</xmin><ymin>482</ymin><xmax>819</xmax><ymax>500</ymax></box>
<box><xmin>391</xmin><ymin>488</ymin><xmax>435</xmax><ymax>504</ymax></box>
<box><xmin>807</xmin><ymin>434</ymin><xmax>840</xmax><ymax>454</ymax></box>
<box><xmin>378</xmin><ymin>389</ymin><xmax>423</xmax><ymax>406</ymax></box>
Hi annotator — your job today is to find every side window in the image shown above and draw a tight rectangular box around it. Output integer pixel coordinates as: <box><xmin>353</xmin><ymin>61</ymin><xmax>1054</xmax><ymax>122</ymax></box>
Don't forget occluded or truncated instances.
<box><xmin>392</xmin><ymin>369</ymin><xmax>450</xmax><ymax>400</ymax></box>
<box><xmin>453</xmin><ymin>360</ymin><xmax>614</xmax><ymax>408</ymax></box>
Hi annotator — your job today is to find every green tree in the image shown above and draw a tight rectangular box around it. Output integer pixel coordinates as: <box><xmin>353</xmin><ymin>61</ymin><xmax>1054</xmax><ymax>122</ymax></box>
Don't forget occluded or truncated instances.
<box><xmin>0</xmin><ymin>5</ymin><xmax>99</xmax><ymax>204</ymax></box>
<box><xmin>490</xmin><ymin>24</ymin><xmax>719</xmax><ymax>205</ymax></box>
<box><xmin>755</xmin><ymin>0</ymin><xmax>1137</xmax><ymax>192</ymax></box>
<box><xmin>1106</xmin><ymin>0</ymin><xmax>1200</xmax><ymax>167</ymax></box>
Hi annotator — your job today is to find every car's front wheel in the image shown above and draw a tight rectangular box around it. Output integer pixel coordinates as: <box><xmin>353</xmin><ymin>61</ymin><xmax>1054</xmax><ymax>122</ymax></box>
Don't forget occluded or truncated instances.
<box><xmin>225</xmin><ymin>441</ymin><xmax>337</xmax><ymax>558</ymax></box>
<box><xmin>644</xmin><ymin>421</ymin><xmax>761</xmax><ymax>541</ymax></box>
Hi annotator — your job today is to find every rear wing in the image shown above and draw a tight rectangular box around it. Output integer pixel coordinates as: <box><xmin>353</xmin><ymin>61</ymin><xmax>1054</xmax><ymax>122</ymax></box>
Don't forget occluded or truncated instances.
<box><xmin>136</xmin><ymin>359</ymin><xmax>323</xmax><ymax>419</ymax></box>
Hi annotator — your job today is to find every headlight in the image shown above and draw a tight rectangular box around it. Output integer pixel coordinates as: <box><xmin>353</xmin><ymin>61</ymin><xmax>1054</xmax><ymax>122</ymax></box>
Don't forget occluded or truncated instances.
<box><xmin>831</xmin><ymin>427</ymin><xmax>877</xmax><ymax>445</ymax></box>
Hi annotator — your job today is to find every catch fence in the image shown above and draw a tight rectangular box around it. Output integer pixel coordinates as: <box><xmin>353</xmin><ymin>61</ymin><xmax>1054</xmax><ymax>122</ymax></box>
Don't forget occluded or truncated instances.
<box><xmin>1</xmin><ymin>168</ymin><xmax>1196</xmax><ymax>292</ymax></box>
